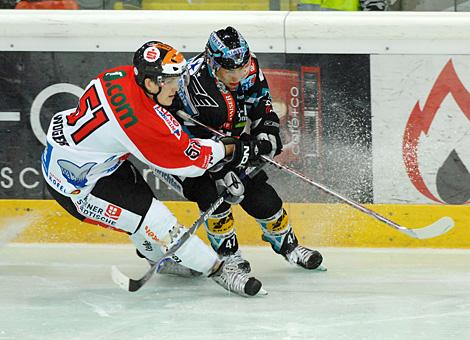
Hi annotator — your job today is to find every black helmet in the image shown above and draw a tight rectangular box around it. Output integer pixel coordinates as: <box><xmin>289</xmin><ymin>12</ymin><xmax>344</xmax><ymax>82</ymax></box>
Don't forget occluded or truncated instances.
<box><xmin>205</xmin><ymin>26</ymin><xmax>250</xmax><ymax>70</ymax></box>
<box><xmin>133</xmin><ymin>41</ymin><xmax>187</xmax><ymax>87</ymax></box>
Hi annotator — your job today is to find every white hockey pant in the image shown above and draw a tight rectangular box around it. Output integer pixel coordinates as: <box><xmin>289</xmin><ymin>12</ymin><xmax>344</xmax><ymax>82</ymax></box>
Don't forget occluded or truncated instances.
<box><xmin>130</xmin><ymin>198</ymin><xmax>219</xmax><ymax>276</ymax></box>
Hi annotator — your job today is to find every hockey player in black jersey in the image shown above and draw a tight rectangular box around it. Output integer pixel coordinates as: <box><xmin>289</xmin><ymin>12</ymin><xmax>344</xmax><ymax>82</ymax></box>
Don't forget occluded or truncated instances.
<box><xmin>176</xmin><ymin>26</ymin><xmax>324</xmax><ymax>273</ymax></box>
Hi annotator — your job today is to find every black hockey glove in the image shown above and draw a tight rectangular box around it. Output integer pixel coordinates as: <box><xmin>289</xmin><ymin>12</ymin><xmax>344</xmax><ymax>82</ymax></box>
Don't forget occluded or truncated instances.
<box><xmin>213</xmin><ymin>168</ymin><xmax>245</xmax><ymax>205</ymax></box>
<box><xmin>220</xmin><ymin>134</ymin><xmax>272</xmax><ymax>169</ymax></box>
<box><xmin>250</xmin><ymin>101</ymin><xmax>283</xmax><ymax>158</ymax></box>
<box><xmin>360</xmin><ymin>0</ymin><xmax>388</xmax><ymax>11</ymax></box>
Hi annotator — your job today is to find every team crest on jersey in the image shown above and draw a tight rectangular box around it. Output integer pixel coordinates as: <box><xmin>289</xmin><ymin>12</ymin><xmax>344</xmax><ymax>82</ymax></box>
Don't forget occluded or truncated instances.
<box><xmin>153</xmin><ymin>106</ymin><xmax>182</xmax><ymax>140</ymax></box>
<box><xmin>57</xmin><ymin>159</ymin><xmax>96</xmax><ymax>188</ymax></box>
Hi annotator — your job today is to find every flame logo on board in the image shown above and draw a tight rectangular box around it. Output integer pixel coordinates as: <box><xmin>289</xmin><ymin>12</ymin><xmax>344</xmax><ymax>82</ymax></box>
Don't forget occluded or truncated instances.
<box><xmin>402</xmin><ymin>59</ymin><xmax>470</xmax><ymax>204</ymax></box>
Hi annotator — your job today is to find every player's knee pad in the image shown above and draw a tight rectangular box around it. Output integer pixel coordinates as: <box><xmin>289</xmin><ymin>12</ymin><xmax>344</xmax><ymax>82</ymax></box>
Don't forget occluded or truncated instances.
<box><xmin>204</xmin><ymin>209</ymin><xmax>238</xmax><ymax>255</ymax></box>
<box><xmin>137</xmin><ymin>198</ymin><xmax>218</xmax><ymax>275</ymax></box>
<box><xmin>257</xmin><ymin>208</ymin><xmax>298</xmax><ymax>255</ymax></box>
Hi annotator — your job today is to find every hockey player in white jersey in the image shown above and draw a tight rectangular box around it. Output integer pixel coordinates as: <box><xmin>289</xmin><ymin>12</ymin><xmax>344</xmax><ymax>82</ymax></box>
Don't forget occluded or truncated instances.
<box><xmin>41</xmin><ymin>41</ymin><xmax>273</xmax><ymax>297</ymax></box>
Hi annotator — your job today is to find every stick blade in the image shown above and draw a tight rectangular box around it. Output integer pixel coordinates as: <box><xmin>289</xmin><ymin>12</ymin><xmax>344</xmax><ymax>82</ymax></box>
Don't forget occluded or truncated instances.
<box><xmin>111</xmin><ymin>265</ymin><xmax>154</xmax><ymax>292</ymax></box>
<box><xmin>405</xmin><ymin>216</ymin><xmax>455</xmax><ymax>240</ymax></box>
<box><xmin>128</xmin><ymin>277</ymin><xmax>146</xmax><ymax>292</ymax></box>
<box><xmin>111</xmin><ymin>265</ymin><xmax>131</xmax><ymax>291</ymax></box>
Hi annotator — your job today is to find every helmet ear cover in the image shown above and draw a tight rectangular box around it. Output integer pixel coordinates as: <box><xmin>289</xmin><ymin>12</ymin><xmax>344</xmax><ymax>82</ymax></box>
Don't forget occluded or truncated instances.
<box><xmin>205</xmin><ymin>26</ymin><xmax>250</xmax><ymax>71</ymax></box>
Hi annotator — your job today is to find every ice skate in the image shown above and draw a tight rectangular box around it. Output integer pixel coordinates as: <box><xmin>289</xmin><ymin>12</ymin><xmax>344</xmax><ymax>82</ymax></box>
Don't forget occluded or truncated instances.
<box><xmin>284</xmin><ymin>245</ymin><xmax>324</xmax><ymax>270</ymax></box>
<box><xmin>137</xmin><ymin>250</ymin><xmax>202</xmax><ymax>278</ymax></box>
<box><xmin>210</xmin><ymin>261</ymin><xmax>264</xmax><ymax>297</ymax></box>
<box><xmin>220</xmin><ymin>249</ymin><xmax>251</xmax><ymax>274</ymax></box>
<box><xmin>259</xmin><ymin>209</ymin><xmax>325</xmax><ymax>271</ymax></box>
<box><xmin>156</xmin><ymin>258</ymin><xmax>202</xmax><ymax>278</ymax></box>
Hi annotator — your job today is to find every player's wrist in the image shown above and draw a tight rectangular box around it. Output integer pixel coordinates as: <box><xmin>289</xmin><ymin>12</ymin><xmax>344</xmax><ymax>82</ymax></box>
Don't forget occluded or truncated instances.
<box><xmin>222</xmin><ymin>142</ymin><xmax>235</xmax><ymax>158</ymax></box>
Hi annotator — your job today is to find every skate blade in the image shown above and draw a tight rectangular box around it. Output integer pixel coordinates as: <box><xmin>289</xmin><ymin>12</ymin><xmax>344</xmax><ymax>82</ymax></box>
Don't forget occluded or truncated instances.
<box><xmin>258</xmin><ymin>287</ymin><xmax>268</xmax><ymax>296</ymax></box>
<box><xmin>315</xmin><ymin>265</ymin><xmax>327</xmax><ymax>272</ymax></box>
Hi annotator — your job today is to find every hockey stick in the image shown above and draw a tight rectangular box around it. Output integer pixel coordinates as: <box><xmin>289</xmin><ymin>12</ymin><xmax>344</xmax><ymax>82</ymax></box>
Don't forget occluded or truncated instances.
<box><xmin>152</xmin><ymin>167</ymin><xmax>185</xmax><ymax>197</ymax></box>
<box><xmin>112</xmin><ymin>165</ymin><xmax>264</xmax><ymax>292</ymax></box>
<box><xmin>175</xmin><ymin>110</ymin><xmax>455</xmax><ymax>240</ymax></box>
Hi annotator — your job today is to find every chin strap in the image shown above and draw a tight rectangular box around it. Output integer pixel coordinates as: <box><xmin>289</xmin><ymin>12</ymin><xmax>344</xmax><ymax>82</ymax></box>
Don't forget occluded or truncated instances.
<box><xmin>152</xmin><ymin>91</ymin><xmax>162</xmax><ymax>104</ymax></box>
<box><xmin>147</xmin><ymin>86</ymin><xmax>162</xmax><ymax>103</ymax></box>
<box><xmin>139</xmin><ymin>78</ymin><xmax>162</xmax><ymax>103</ymax></box>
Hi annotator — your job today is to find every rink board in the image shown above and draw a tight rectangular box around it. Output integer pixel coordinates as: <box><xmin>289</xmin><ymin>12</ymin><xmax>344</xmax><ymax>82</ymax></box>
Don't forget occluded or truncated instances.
<box><xmin>0</xmin><ymin>200</ymin><xmax>466</xmax><ymax>248</ymax></box>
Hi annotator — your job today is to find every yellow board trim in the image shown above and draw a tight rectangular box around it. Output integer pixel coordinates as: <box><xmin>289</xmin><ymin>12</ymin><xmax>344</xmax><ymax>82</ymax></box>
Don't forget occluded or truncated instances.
<box><xmin>0</xmin><ymin>200</ymin><xmax>467</xmax><ymax>248</ymax></box>
<box><xmin>114</xmin><ymin>0</ymin><xmax>270</xmax><ymax>11</ymax></box>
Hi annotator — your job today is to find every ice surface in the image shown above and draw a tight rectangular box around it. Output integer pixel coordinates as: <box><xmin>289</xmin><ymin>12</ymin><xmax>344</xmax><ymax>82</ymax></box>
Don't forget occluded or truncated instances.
<box><xmin>1</xmin><ymin>244</ymin><xmax>470</xmax><ymax>340</ymax></box>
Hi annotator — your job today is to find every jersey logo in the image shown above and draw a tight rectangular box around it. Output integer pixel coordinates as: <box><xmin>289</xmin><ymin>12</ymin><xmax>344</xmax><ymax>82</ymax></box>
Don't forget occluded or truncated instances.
<box><xmin>221</xmin><ymin>91</ymin><xmax>236</xmax><ymax>130</ymax></box>
<box><xmin>189</xmin><ymin>77</ymin><xmax>219</xmax><ymax>108</ymax></box>
<box><xmin>57</xmin><ymin>159</ymin><xmax>96</xmax><ymax>188</ymax></box>
<box><xmin>104</xmin><ymin>204</ymin><xmax>122</xmax><ymax>220</ymax></box>
<box><xmin>153</xmin><ymin>106</ymin><xmax>182</xmax><ymax>140</ymax></box>
<box><xmin>103</xmin><ymin>70</ymin><xmax>126</xmax><ymax>81</ymax></box>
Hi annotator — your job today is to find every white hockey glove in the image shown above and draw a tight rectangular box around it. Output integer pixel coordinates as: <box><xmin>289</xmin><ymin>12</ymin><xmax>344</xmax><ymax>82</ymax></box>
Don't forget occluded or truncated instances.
<box><xmin>214</xmin><ymin>170</ymin><xmax>245</xmax><ymax>205</ymax></box>
<box><xmin>360</xmin><ymin>0</ymin><xmax>388</xmax><ymax>11</ymax></box>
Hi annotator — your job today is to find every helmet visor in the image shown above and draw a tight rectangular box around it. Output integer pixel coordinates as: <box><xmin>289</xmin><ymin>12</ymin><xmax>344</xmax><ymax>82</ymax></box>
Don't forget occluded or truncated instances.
<box><xmin>157</xmin><ymin>66</ymin><xmax>190</xmax><ymax>88</ymax></box>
